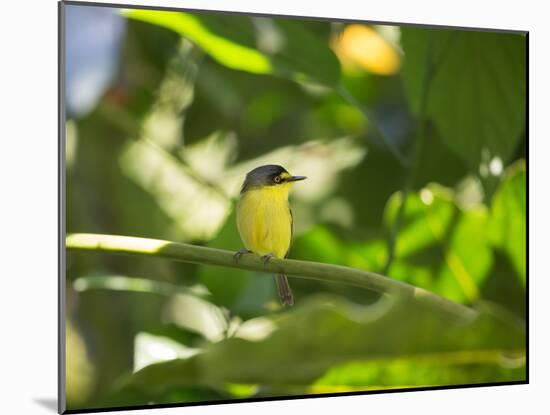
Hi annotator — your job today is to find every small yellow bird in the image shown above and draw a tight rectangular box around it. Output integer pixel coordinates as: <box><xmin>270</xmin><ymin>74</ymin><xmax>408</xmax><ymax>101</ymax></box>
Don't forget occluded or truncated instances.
<box><xmin>235</xmin><ymin>165</ymin><xmax>306</xmax><ymax>306</ymax></box>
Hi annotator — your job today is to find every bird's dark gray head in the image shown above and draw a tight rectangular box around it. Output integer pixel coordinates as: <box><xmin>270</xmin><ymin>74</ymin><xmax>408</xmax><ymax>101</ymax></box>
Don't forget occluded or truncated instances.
<box><xmin>240</xmin><ymin>164</ymin><xmax>306</xmax><ymax>193</ymax></box>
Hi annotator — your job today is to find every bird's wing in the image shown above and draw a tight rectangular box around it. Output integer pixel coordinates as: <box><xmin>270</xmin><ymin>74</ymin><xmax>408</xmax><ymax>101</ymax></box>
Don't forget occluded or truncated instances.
<box><xmin>285</xmin><ymin>207</ymin><xmax>293</xmax><ymax>259</ymax></box>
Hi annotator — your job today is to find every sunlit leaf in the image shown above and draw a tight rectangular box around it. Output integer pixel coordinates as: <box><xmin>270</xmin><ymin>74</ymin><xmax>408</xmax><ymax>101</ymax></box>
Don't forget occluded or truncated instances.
<box><xmin>384</xmin><ymin>186</ymin><xmax>454</xmax><ymax>258</ymax></box>
<box><xmin>312</xmin><ymin>352</ymin><xmax>525</xmax><ymax>391</ymax></box>
<box><xmin>489</xmin><ymin>161</ymin><xmax>526</xmax><ymax>285</ymax></box>
<box><xmin>435</xmin><ymin>207</ymin><xmax>493</xmax><ymax>303</ymax></box>
<box><xmin>124</xmin><ymin>10</ymin><xmax>341</xmax><ymax>86</ymax></box>
<box><xmin>401</xmin><ymin>28</ymin><xmax>526</xmax><ymax>169</ymax></box>
<box><xmin>73</xmin><ymin>274</ymin><xmax>209</xmax><ymax>297</ymax></box>
<box><xmin>134</xmin><ymin>332</ymin><xmax>200</xmax><ymax>372</ymax></box>
<box><xmin>120</xmin><ymin>138</ymin><xmax>231</xmax><ymax>241</ymax></box>
<box><xmin>166</xmin><ymin>293</ymin><xmax>230</xmax><ymax>342</ymax></box>
<box><xmin>125</xmin><ymin>10</ymin><xmax>273</xmax><ymax>74</ymax></box>
<box><xmin>384</xmin><ymin>185</ymin><xmax>493</xmax><ymax>303</ymax></box>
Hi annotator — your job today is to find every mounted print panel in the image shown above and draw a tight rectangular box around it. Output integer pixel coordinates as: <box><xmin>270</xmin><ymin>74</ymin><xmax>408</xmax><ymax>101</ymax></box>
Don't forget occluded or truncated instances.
<box><xmin>59</xmin><ymin>1</ymin><xmax>527</xmax><ymax>413</ymax></box>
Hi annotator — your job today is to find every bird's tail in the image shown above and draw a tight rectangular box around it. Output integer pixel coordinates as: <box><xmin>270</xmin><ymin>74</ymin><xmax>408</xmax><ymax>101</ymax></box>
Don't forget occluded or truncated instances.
<box><xmin>275</xmin><ymin>274</ymin><xmax>294</xmax><ymax>306</ymax></box>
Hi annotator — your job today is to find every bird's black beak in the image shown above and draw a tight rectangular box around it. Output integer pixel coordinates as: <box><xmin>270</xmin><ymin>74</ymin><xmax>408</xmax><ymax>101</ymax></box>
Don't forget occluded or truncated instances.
<box><xmin>287</xmin><ymin>175</ymin><xmax>307</xmax><ymax>182</ymax></box>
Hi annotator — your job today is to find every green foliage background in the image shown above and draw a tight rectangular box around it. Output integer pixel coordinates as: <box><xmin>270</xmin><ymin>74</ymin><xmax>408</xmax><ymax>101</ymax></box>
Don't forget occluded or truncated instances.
<box><xmin>64</xmin><ymin>6</ymin><xmax>527</xmax><ymax>411</ymax></box>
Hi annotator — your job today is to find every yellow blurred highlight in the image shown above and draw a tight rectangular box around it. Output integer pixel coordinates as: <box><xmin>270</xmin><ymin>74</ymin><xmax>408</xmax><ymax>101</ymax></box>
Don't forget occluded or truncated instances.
<box><xmin>333</xmin><ymin>25</ymin><xmax>401</xmax><ymax>75</ymax></box>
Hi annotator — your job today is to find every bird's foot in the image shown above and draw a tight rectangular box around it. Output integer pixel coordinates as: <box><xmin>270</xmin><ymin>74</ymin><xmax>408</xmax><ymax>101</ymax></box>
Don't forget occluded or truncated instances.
<box><xmin>261</xmin><ymin>253</ymin><xmax>275</xmax><ymax>265</ymax></box>
<box><xmin>234</xmin><ymin>249</ymin><xmax>252</xmax><ymax>263</ymax></box>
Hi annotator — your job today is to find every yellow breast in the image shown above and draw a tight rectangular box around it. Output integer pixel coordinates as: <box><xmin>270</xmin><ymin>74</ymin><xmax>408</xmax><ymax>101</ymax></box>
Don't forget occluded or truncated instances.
<box><xmin>236</xmin><ymin>185</ymin><xmax>293</xmax><ymax>259</ymax></box>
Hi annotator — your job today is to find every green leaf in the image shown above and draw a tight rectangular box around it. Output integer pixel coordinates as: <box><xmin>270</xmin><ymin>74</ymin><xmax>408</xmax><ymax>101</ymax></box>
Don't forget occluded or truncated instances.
<box><xmin>435</xmin><ymin>207</ymin><xmax>493</xmax><ymax>303</ymax></box>
<box><xmin>384</xmin><ymin>186</ymin><xmax>454</xmax><ymax>258</ymax></box>
<box><xmin>115</xmin><ymin>295</ymin><xmax>524</xmax><ymax>403</ymax></box>
<box><xmin>489</xmin><ymin>161</ymin><xmax>526</xmax><ymax>285</ymax></box>
<box><xmin>271</xmin><ymin>19</ymin><xmax>341</xmax><ymax>86</ymax></box>
<box><xmin>124</xmin><ymin>10</ymin><xmax>341</xmax><ymax>86</ymax></box>
<box><xmin>312</xmin><ymin>354</ymin><xmax>525</xmax><ymax>392</ymax></box>
<box><xmin>134</xmin><ymin>332</ymin><xmax>200</xmax><ymax>372</ymax></box>
<box><xmin>73</xmin><ymin>274</ymin><xmax>209</xmax><ymax>297</ymax></box>
<box><xmin>401</xmin><ymin>28</ymin><xmax>526</xmax><ymax>169</ymax></box>
<box><xmin>120</xmin><ymin>137</ymin><xmax>231</xmax><ymax>241</ymax></box>
<box><xmin>125</xmin><ymin>10</ymin><xmax>273</xmax><ymax>75</ymax></box>
<box><xmin>384</xmin><ymin>185</ymin><xmax>493</xmax><ymax>303</ymax></box>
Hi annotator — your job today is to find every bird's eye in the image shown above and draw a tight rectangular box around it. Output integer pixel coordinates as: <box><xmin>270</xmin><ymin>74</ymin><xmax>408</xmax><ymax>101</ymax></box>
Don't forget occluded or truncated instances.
<box><xmin>274</xmin><ymin>176</ymin><xmax>281</xmax><ymax>183</ymax></box>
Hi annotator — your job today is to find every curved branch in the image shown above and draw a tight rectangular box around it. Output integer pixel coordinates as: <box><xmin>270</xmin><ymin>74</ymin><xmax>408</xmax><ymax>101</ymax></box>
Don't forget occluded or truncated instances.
<box><xmin>66</xmin><ymin>233</ymin><xmax>478</xmax><ymax>321</ymax></box>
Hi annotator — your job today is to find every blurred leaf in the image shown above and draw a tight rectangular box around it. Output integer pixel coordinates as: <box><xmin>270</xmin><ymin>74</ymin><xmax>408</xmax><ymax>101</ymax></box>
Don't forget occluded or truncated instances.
<box><xmin>384</xmin><ymin>186</ymin><xmax>454</xmax><ymax>258</ymax></box>
<box><xmin>125</xmin><ymin>10</ymin><xmax>272</xmax><ymax>74</ymax></box>
<box><xmin>102</xmin><ymin>383</ymin><xmax>227</xmax><ymax>408</ymax></box>
<box><xmin>125</xmin><ymin>10</ymin><xmax>341</xmax><ymax>86</ymax></box>
<box><xmin>489</xmin><ymin>161</ymin><xmax>526</xmax><ymax>285</ymax></box>
<box><xmin>116</xmin><ymin>295</ymin><xmax>524</xmax><ymax>403</ymax></box>
<box><xmin>291</xmin><ymin>226</ymin><xmax>386</xmax><ymax>305</ymax></box>
<box><xmin>144</xmin><ymin>324</ymin><xmax>205</xmax><ymax>348</ymax></box>
<box><xmin>180</xmin><ymin>131</ymin><xmax>238</xmax><ymax>182</ymax></box>
<box><xmin>435</xmin><ymin>207</ymin><xmax>493</xmax><ymax>303</ymax></box>
<box><xmin>134</xmin><ymin>332</ymin><xmax>200</xmax><ymax>372</ymax></box>
<box><xmin>166</xmin><ymin>293</ymin><xmax>230</xmax><ymax>342</ymax></box>
<box><xmin>481</xmin><ymin>252</ymin><xmax>526</xmax><ymax>319</ymax></box>
<box><xmin>401</xmin><ymin>29</ymin><xmax>526</xmax><ymax>169</ymax></box>
<box><xmin>384</xmin><ymin>185</ymin><xmax>493</xmax><ymax>303</ymax></box>
<box><xmin>241</xmin><ymin>91</ymin><xmax>291</xmax><ymax>135</ymax></box>
<box><xmin>120</xmin><ymin>138</ymin><xmax>231</xmax><ymax>241</ymax></box>
<box><xmin>312</xmin><ymin>353</ymin><xmax>525</xmax><ymax>391</ymax></box>
<box><xmin>292</xmin><ymin>226</ymin><xmax>383</xmax><ymax>279</ymax></box>
<box><xmin>73</xmin><ymin>274</ymin><xmax>209</xmax><ymax>297</ymax></box>
<box><xmin>198</xmin><ymin>13</ymin><xmax>258</xmax><ymax>48</ymax></box>
<box><xmin>66</xmin><ymin>321</ymin><xmax>95</xmax><ymax>407</ymax></box>
<box><xmin>271</xmin><ymin>19</ymin><xmax>341</xmax><ymax>86</ymax></box>
<box><xmin>304</xmin><ymin>96</ymin><xmax>366</xmax><ymax>138</ymax></box>
<box><xmin>292</xmin><ymin>225</ymin><xmax>345</xmax><ymax>265</ymax></box>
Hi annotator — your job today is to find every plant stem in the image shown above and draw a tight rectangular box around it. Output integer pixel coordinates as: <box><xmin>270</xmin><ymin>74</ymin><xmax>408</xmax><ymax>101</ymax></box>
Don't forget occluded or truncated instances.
<box><xmin>66</xmin><ymin>233</ymin><xmax>478</xmax><ymax>321</ymax></box>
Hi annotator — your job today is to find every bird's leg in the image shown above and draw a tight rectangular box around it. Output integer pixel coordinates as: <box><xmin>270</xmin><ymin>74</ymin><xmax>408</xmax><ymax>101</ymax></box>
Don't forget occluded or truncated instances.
<box><xmin>260</xmin><ymin>253</ymin><xmax>275</xmax><ymax>265</ymax></box>
<box><xmin>234</xmin><ymin>248</ymin><xmax>252</xmax><ymax>263</ymax></box>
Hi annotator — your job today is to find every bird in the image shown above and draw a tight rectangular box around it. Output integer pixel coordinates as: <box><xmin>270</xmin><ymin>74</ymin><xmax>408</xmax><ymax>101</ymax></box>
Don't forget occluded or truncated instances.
<box><xmin>234</xmin><ymin>164</ymin><xmax>307</xmax><ymax>306</ymax></box>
